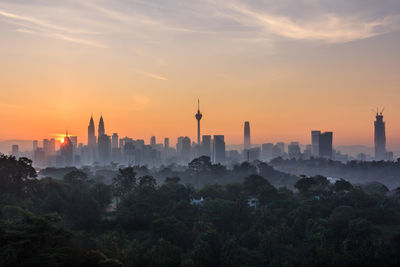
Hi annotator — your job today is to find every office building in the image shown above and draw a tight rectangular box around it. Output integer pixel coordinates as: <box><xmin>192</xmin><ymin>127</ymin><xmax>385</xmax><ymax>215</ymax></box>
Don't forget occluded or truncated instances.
<box><xmin>88</xmin><ymin>115</ymin><xmax>96</xmax><ymax>147</ymax></box>
<box><xmin>244</xmin><ymin>121</ymin><xmax>251</xmax><ymax>150</ymax></box>
<box><xmin>213</xmin><ymin>135</ymin><xmax>225</xmax><ymax>164</ymax></box>
<box><xmin>374</xmin><ymin>112</ymin><xmax>386</xmax><ymax>161</ymax></box>
<box><xmin>201</xmin><ymin>135</ymin><xmax>212</xmax><ymax>157</ymax></box>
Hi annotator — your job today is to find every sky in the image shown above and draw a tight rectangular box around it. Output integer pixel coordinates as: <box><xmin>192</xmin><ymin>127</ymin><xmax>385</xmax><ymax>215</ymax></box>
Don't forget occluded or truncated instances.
<box><xmin>0</xmin><ymin>0</ymin><xmax>400</xmax><ymax>149</ymax></box>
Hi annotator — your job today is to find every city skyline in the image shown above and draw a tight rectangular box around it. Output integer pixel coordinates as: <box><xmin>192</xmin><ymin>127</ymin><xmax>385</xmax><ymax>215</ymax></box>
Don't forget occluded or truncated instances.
<box><xmin>1</xmin><ymin>1</ymin><xmax>400</xmax><ymax>148</ymax></box>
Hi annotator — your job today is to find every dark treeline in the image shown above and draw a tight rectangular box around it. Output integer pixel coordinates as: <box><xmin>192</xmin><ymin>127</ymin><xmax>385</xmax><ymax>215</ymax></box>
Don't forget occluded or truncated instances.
<box><xmin>40</xmin><ymin>156</ymin><xmax>299</xmax><ymax>189</ymax></box>
<box><xmin>270</xmin><ymin>157</ymin><xmax>400</xmax><ymax>189</ymax></box>
<box><xmin>2</xmin><ymin>154</ymin><xmax>400</xmax><ymax>266</ymax></box>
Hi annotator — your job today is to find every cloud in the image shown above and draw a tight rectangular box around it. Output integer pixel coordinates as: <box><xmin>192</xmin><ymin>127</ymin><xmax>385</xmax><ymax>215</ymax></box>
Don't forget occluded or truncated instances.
<box><xmin>0</xmin><ymin>9</ymin><xmax>106</xmax><ymax>47</ymax></box>
<box><xmin>211</xmin><ymin>1</ymin><xmax>400</xmax><ymax>43</ymax></box>
<box><xmin>136</xmin><ymin>70</ymin><xmax>167</xmax><ymax>81</ymax></box>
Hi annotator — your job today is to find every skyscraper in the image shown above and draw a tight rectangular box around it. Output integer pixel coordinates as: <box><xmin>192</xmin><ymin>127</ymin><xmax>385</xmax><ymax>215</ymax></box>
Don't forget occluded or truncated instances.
<box><xmin>164</xmin><ymin>138</ymin><xmax>170</xmax><ymax>149</ymax></box>
<box><xmin>213</xmin><ymin>135</ymin><xmax>225</xmax><ymax>164</ymax></box>
<box><xmin>195</xmin><ymin>99</ymin><xmax>202</xmax><ymax>144</ymax></box>
<box><xmin>374</xmin><ymin>112</ymin><xmax>386</xmax><ymax>161</ymax></box>
<box><xmin>60</xmin><ymin>131</ymin><xmax>73</xmax><ymax>166</ymax></box>
<box><xmin>98</xmin><ymin>114</ymin><xmax>105</xmax><ymax>142</ymax></box>
<box><xmin>311</xmin><ymin>130</ymin><xmax>320</xmax><ymax>156</ymax></box>
<box><xmin>319</xmin><ymin>132</ymin><xmax>333</xmax><ymax>158</ymax></box>
<box><xmin>112</xmin><ymin>133</ymin><xmax>119</xmax><ymax>149</ymax></box>
<box><xmin>88</xmin><ymin>115</ymin><xmax>96</xmax><ymax>146</ymax></box>
<box><xmin>98</xmin><ymin>134</ymin><xmax>111</xmax><ymax>164</ymax></box>
<box><xmin>311</xmin><ymin>130</ymin><xmax>333</xmax><ymax>159</ymax></box>
<box><xmin>181</xmin><ymin>136</ymin><xmax>191</xmax><ymax>163</ymax></box>
<box><xmin>244</xmin><ymin>121</ymin><xmax>250</xmax><ymax>150</ymax></box>
<box><xmin>150</xmin><ymin>136</ymin><xmax>156</xmax><ymax>147</ymax></box>
<box><xmin>11</xmin><ymin>145</ymin><xmax>19</xmax><ymax>157</ymax></box>
<box><xmin>201</xmin><ymin>135</ymin><xmax>212</xmax><ymax>157</ymax></box>
<box><xmin>33</xmin><ymin>140</ymin><xmax>38</xmax><ymax>152</ymax></box>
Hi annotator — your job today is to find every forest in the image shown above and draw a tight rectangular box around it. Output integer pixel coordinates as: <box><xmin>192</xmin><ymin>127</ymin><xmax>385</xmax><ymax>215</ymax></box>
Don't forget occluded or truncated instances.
<box><xmin>1</xmin><ymin>154</ymin><xmax>400</xmax><ymax>266</ymax></box>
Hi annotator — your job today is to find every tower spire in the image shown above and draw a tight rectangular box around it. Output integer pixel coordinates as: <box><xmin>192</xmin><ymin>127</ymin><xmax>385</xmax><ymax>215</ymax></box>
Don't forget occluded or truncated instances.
<box><xmin>195</xmin><ymin>99</ymin><xmax>203</xmax><ymax>145</ymax></box>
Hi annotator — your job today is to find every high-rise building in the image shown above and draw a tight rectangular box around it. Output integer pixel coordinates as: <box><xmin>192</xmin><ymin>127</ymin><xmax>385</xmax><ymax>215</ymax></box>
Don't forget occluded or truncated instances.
<box><xmin>319</xmin><ymin>132</ymin><xmax>333</xmax><ymax>158</ymax></box>
<box><xmin>164</xmin><ymin>138</ymin><xmax>169</xmax><ymax>149</ymax></box>
<box><xmin>311</xmin><ymin>131</ymin><xmax>320</xmax><ymax>156</ymax></box>
<box><xmin>49</xmin><ymin>138</ymin><xmax>56</xmax><ymax>155</ymax></box>
<box><xmin>244</xmin><ymin>121</ymin><xmax>251</xmax><ymax>150</ymax></box>
<box><xmin>88</xmin><ymin>115</ymin><xmax>96</xmax><ymax>147</ymax></box>
<box><xmin>11</xmin><ymin>145</ymin><xmax>19</xmax><ymax>157</ymax></box>
<box><xmin>201</xmin><ymin>135</ymin><xmax>212</xmax><ymax>157</ymax></box>
<box><xmin>311</xmin><ymin>131</ymin><xmax>333</xmax><ymax>159</ymax></box>
<box><xmin>60</xmin><ymin>132</ymin><xmax>73</xmax><ymax>166</ymax></box>
<box><xmin>182</xmin><ymin>137</ymin><xmax>191</xmax><ymax>163</ymax></box>
<box><xmin>98</xmin><ymin>115</ymin><xmax>105</xmax><ymax>142</ymax></box>
<box><xmin>288</xmin><ymin>142</ymin><xmax>301</xmax><ymax>158</ymax></box>
<box><xmin>43</xmin><ymin>139</ymin><xmax>50</xmax><ymax>156</ymax></box>
<box><xmin>374</xmin><ymin>112</ymin><xmax>386</xmax><ymax>161</ymax></box>
<box><xmin>98</xmin><ymin>134</ymin><xmax>111</xmax><ymax>164</ymax></box>
<box><xmin>33</xmin><ymin>140</ymin><xmax>38</xmax><ymax>152</ymax></box>
<box><xmin>70</xmin><ymin>136</ymin><xmax>78</xmax><ymax>149</ymax></box>
<box><xmin>262</xmin><ymin>143</ymin><xmax>273</xmax><ymax>160</ymax></box>
<box><xmin>112</xmin><ymin>133</ymin><xmax>119</xmax><ymax>149</ymax></box>
<box><xmin>195</xmin><ymin>99</ymin><xmax>202</xmax><ymax>144</ymax></box>
<box><xmin>213</xmin><ymin>135</ymin><xmax>225</xmax><ymax>164</ymax></box>
<box><xmin>150</xmin><ymin>136</ymin><xmax>156</xmax><ymax>147</ymax></box>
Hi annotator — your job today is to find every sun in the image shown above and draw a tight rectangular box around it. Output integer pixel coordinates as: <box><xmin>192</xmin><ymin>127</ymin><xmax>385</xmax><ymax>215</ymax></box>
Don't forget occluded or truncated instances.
<box><xmin>60</xmin><ymin>137</ymin><xmax>65</xmax><ymax>144</ymax></box>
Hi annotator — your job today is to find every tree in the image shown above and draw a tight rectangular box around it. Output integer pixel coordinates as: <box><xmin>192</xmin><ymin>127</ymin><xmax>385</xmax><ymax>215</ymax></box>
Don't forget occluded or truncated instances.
<box><xmin>188</xmin><ymin>156</ymin><xmax>212</xmax><ymax>173</ymax></box>
<box><xmin>63</xmin><ymin>170</ymin><xmax>89</xmax><ymax>187</ymax></box>
<box><xmin>0</xmin><ymin>155</ymin><xmax>36</xmax><ymax>197</ymax></box>
<box><xmin>112</xmin><ymin>167</ymin><xmax>136</xmax><ymax>202</ymax></box>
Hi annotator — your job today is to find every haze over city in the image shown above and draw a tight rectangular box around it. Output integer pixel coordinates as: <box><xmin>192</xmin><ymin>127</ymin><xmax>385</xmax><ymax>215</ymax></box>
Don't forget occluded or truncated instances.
<box><xmin>1</xmin><ymin>0</ymin><xmax>400</xmax><ymax>148</ymax></box>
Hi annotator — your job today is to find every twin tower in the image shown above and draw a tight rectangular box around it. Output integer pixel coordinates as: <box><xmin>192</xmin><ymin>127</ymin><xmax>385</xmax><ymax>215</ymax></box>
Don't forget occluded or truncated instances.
<box><xmin>88</xmin><ymin>114</ymin><xmax>105</xmax><ymax>146</ymax></box>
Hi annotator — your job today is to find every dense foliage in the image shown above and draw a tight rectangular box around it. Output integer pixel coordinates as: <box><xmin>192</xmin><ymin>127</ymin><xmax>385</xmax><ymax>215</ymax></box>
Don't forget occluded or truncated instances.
<box><xmin>2</xmin><ymin>155</ymin><xmax>400</xmax><ymax>266</ymax></box>
<box><xmin>270</xmin><ymin>157</ymin><xmax>400</xmax><ymax>189</ymax></box>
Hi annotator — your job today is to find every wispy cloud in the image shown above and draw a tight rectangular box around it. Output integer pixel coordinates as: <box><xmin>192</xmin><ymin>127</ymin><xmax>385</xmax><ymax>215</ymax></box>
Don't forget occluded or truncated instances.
<box><xmin>136</xmin><ymin>70</ymin><xmax>168</xmax><ymax>81</ymax></box>
<box><xmin>0</xmin><ymin>9</ymin><xmax>106</xmax><ymax>47</ymax></box>
<box><xmin>211</xmin><ymin>1</ymin><xmax>400</xmax><ymax>43</ymax></box>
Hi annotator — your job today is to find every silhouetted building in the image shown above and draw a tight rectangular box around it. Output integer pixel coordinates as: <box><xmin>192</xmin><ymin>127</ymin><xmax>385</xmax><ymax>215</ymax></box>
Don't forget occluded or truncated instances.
<box><xmin>11</xmin><ymin>145</ymin><xmax>19</xmax><ymax>157</ymax></box>
<box><xmin>201</xmin><ymin>135</ymin><xmax>212</xmax><ymax>157</ymax></box>
<box><xmin>98</xmin><ymin>115</ymin><xmax>105</xmax><ymax>143</ymax></box>
<box><xmin>213</xmin><ymin>135</ymin><xmax>225</xmax><ymax>164</ymax></box>
<box><xmin>60</xmin><ymin>133</ymin><xmax>73</xmax><ymax>166</ymax></box>
<box><xmin>262</xmin><ymin>143</ymin><xmax>273</xmax><ymax>160</ymax></box>
<box><xmin>49</xmin><ymin>138</ymin><xmax>56</xmax><ymax>155</ymax></box>
<box><xmin>195</xmin><ymin>99</ymin><xmax>203</xmax><ymax>144</ymax></box>
<box><xmin>70</xmin><ymin>136</ymin><xmax>78</xmax><ymax>149</ymax></box>
<box><xmin>374</xmin><ymin>112</ymin><xmax>386</xmax><ymax>161</ymax></box>
<box><xmin>164</xmin><ymin>138</ymin><xmax>169</xmax><ymax>149</ymax></box>
<box><xmin>181</xmin><ymin>137</ymin><xmax>191</xmax><ymax>163</ymax></box>
<box><xmin>319</xmin><ymin>132</ymin><xmax>333</xmax><ymax>158</ymax></box>
<box><xmin>112</xmin><ymin>133</ymin><xmax>119</xmax><ymax>149</ymax></box>
<box><xmin>311</xmin><ymin>131</ymin><xmax>333</xmax><ymax>159</ymax></box>
<box><xmin>248</xmin><ymin>147</ymin><xmax>261</xmax><ymax>161</ymax></box>
<box><xmin>276</xmin><ymin>142</ymin><xmax>285</xmax><ymax>154</ymax></box>
<box><xmin>150</xmin><ymin>136</ymin><xmax>156</xmax><ymax>147</ymax></box>
<box><xmin>272</xmin><ymin>145</ymin><xmax>282</xmax><ymax>159</ymax></box>
<box><xmin>33</xmin><ymin>140</ymin><xmax>38</xmax><ymax>152</ymax></box>
<box><xmin>88</xmin><ymin>115</ymin><xmax>96</xmax><ymax>147</ymax></box>
<box><xmin>244</xmin><ymin>121</ymin><xmax>251</xmax><ymax>150</ymax></box>
<box><xmin>288</xmin><ymin>142</ymin><xmax>301</xmax><ymax>158</ymax></box>
<box><xmin>98</xmin><ymin>134</ymin><xmax>111</xmax><ymax>164</ymax></box>
<box><xmin>311</xmin><ymin>131</ymin><xmax>320</xmax><ymax>156</ymax></box>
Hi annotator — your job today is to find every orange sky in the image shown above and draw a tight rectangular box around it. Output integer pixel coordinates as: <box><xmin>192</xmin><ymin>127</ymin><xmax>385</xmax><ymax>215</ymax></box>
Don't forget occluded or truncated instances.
<box><xmin>1</xmin><ymin>1</ymin><xmax>400</xmax><ymax>149</ymax></box>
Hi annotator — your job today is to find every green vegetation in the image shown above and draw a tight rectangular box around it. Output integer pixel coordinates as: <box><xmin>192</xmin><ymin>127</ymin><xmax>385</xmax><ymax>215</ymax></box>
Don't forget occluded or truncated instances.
<box><xmin>2</xmin><ymin>155</ymin><xmax>400</xmax><ymax>266</ymax></box>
